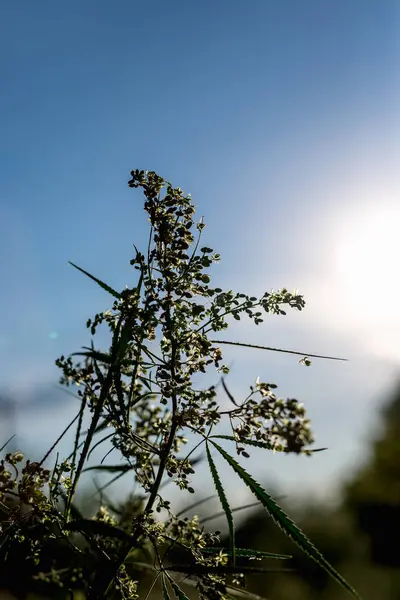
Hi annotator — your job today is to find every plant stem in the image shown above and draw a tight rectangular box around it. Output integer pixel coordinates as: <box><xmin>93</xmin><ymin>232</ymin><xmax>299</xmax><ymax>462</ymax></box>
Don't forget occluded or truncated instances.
<box><xmin>65</xmin><ymin>367</ymin><xmax>114</xmax><ymax>522</ymax></box>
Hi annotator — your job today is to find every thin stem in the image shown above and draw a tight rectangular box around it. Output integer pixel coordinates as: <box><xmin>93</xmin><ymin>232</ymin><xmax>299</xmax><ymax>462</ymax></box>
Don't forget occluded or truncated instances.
<box><xmin>65</xmin><ymin>367</ymin><xmax>114</xmax><ymax>522</ymax></box>
<box><xmin>195</xmin><ymin>299</ymin><xmax>258</xmax><ymax>335</ymax></box>
<box><xmin>122</xmin><ymin>266</ymin><xmax>145</xmax><ymax>421</ymax></box>
<box><xmin>174</xmin><ymin>224</ymin><xmax>203</xmax><ymax>287</ymax></box>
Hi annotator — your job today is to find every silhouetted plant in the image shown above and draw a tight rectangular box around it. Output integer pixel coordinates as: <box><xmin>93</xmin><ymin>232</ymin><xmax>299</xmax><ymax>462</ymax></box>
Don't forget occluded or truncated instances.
<box><xmin>0</xmin><ymin>170</ymin><xmax>362</xmax><ymax>600</ymax></box>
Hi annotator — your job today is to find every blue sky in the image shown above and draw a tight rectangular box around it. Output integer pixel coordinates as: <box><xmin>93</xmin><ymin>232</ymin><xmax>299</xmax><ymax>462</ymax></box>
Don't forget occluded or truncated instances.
<box><xmin>1</xmin><ymin>1</ymin><xmax>400</xmax><ymax>508</ymax></box>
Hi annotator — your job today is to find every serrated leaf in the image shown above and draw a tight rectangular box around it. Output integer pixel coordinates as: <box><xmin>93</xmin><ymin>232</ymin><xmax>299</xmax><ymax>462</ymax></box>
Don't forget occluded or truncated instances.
<box><xmin>162</xmin><ymin>579</ymin><xmax>172</xmax><ymax>600</ymax></box>
<box><xmin>211</xmin><ymin>435</ymin><xmax>274</xmax><ymax>451</ymax></box>
<box><xmin>203</xmin><ymin>547</ymin><xmax>292</xmax><ymax>560</ymax></box>
<box><xmin>170</xmin><ymin>580</ymin><xmax>190</xmax><ymax>600</ymax></box>
<box><xmin>211</xmin><ymin>441</ymin><xmax>362</xmax><ymax>599</ymax></box>
<box><xmin>211</xmin><ymin>435</ymin><xmax>327</xmax><ymax>455</ymax></box>
<box><xmin>68</xmin><ymin>262</ymin><xmax>121</xmax><ymax>299</ymax></box>
<box><xmin>206</xmin><ymin>443</ymin><xmax>235</xmax><ymax>565</ymax></box>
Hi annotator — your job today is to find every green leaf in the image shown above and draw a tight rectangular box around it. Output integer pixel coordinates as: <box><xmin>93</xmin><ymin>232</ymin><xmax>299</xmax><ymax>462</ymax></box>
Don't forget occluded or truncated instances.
<box><xmin>90</xmin><ymin>339</ymin><xmax>105</xmax><ymax>385</ymax></box>
<box><xmin>70</xmin><ymin>349</ymin><xmax>114</xmax><ymax>364</ymax></box>
<box><xmin>211</xmin><ymin>435</ymin><xmax>327</xmax><ymax>455</ymax></box>
<box><xmin>110</xmin><ymin>314</ymin><xmax>123</xmax><ymax>361</ymax></box>
<box><xmin>87</xmin><ymin>433</ymin><xmax>114</xmax><ymax>459</ymax></box>
<box><xmin>203</xmin><ymin>547</ymin><xmax>292</xmax><ymax>560</ymax></box>
<box><xmin>70</xmin><ymin>348</ymin><xmax>134</xmax><ymax>368</ymax></box>
<box><xmin>65</xmin><ymin>519</ymin><xmax>134</xmax><ymax>544</ymax></box>
<box><xmin>211</xmin><ymin>435</ymin><xmax>274</xmax><ymax>451</ymax></box>
<box><xmin>211</xmin><ymin>339</ymin><xmax>347</xmax><ymax>361</ymax></box>
<box><xmin>206</xmin><ymin>443</ymin><xmax>235</xmax><ymax>565</ymax></box>
<box><xmin>221</xmin><ymin>378</ymin><xmax>239</xmax><ymax>406</ymax></box>
<box><xmin>211</xmin><ymin>441</ymin><xmax>362</xmax><ymax>599</ymax></box>
<box><xmin>170</xmin><ymin>580</ymin><xmax>190</xmax><ymax>600</ymax></box>
<box><xmin>82</xmin><ymin>464</ymin><xmax>133</xmax><ymax>474</ymax></box>
<box><xmin>68</xmin><ymin>261</ymin><xmax>121</xmax><ymax>299</ymax></box>
<box><xmin>138</xmin><ymin>375</ymin><xmax>152</xmax><ymax>392</ymax></box>
<box><xmin>115</xmin><ymin>318</ymin><xmax>135</xmax><ymax>361</ymax></box>
<box><xmin>162</xmin><ymin>579</ymin><xmax>172</xmax><ymax>600</ymax></box>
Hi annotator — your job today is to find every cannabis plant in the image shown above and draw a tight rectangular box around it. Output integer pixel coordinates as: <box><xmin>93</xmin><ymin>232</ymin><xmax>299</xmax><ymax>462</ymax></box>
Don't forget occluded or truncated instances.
<box><xmin>0</xmin><ymin>170</ymin><xmax>362</xmax><ymax>600</ymax></box>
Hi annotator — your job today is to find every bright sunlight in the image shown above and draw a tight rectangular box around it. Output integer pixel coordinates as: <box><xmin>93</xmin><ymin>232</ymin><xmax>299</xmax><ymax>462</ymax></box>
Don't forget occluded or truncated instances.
<box><xmin>332</xmin><ymin>207</ymin><xmax>400</xmax><ymax>359</ymax></box>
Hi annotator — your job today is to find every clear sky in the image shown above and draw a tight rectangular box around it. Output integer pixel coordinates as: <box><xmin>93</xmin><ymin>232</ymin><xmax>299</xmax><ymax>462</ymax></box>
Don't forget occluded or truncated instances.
<box><xmin>1</xmin><ymin>1</ymin><xmax>400</xmax><ymax>508</ymax></box>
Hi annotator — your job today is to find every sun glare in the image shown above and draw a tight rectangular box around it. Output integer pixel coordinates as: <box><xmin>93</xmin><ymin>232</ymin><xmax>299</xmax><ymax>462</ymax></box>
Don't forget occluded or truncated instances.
<box><xmin>334</xmin><ymin>208</ymin><xmax>400</xmax><ymax>328</ymax></box>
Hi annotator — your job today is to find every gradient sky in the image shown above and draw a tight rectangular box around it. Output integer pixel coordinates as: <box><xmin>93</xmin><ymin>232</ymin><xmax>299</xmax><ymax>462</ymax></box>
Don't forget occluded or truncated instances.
<box><xmin>1</xmin><ymin>1</ymin><xmax>400</xmax><ymax>508</ymax></box>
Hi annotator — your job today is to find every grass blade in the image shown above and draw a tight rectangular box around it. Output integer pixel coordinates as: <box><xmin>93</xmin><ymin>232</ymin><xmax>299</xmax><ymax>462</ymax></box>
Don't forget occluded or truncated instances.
<box><xmin>68</xmin><ymin>261</ymin><xmax>121</xmax><ymax>299</ymax></box>
<box><xmin>206</xmin><ymin>442</ymin><xmax>235</xmax><ymax>565</ymax></box>
<box><xmin>211</xmin><ymin>441</ymin><xmax>362</xmax><ymax>599</ymax></box>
